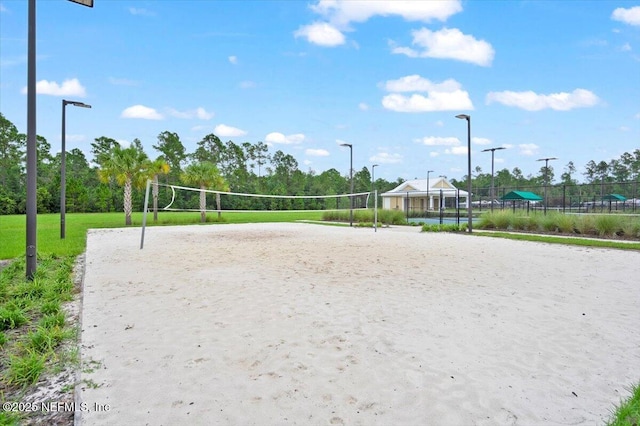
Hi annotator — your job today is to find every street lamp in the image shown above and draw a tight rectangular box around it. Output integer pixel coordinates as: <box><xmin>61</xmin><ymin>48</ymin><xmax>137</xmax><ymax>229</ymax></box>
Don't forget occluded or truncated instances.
<box><xmin>340</xmin><ymin>143</ymin><xmax>353</xmax><ymax>226</ymax></box>
<box><xmin>61</xmin><ymin>100</ymin><xmax>91</xmax><ymax>239</ymax></box>
<box><xmin>25</xmin><ymin>0</ymin><xmax>93</xmax><ymax>279</ymax></box>
<box><xmin>455</xmin><ymin>114</ymin><xmax>472</xmax><ymax>232</ymax></box>
<box><xmin>426</xmin><ymin>170</ymin><xmax>434</xmax><ymax>211</ymax></box>
<box><xmin>537</xmin><ymin>157</ymin><xmax>557</xmax><ymax>214</ymax></box>
<box><xmin>371</xmin><ymin>164</ymin><xmax>379</xmax><ymax>208</ymax></box>
<box><xmin>481</xmin><ymin>146</ymin><xmax>506</xmax><ymax>212</ymax></box>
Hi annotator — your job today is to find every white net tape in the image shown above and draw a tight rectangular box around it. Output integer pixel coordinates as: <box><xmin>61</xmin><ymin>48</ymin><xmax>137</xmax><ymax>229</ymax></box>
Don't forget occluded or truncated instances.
<box><xmin>154</xmin><ymin>182</ymin><xmax>371</xmax><ymax>213</ymax></box>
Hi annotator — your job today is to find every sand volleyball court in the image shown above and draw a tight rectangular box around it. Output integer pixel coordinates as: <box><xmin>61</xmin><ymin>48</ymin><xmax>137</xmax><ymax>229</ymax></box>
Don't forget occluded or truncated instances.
<box><xmin>76</xmin><ymin>222</ymin><xmax>639</xmax><ymax>425</ymax></box>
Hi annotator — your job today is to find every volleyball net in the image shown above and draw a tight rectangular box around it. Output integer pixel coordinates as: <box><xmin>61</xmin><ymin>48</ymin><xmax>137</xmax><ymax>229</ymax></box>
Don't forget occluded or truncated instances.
<box><xmin>149</xmin><ymin>182</ymin><xmax>371</xmax><ymax>214</ymax></box>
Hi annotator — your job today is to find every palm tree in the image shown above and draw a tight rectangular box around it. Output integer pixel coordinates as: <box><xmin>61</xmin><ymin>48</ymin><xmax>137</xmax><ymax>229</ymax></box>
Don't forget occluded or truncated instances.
<box><xmin>181</xmin><ymin>161</ymin><xmax>229</xmax><ymax>222</ymax></box>
<box><xmin>148</xmin><ymin>157</ymin><xmax>170</xmax><ymax>222</ymax></box>
<box><xmin>98</xmin><ymin>144</ymin><xmax>149</xmax><ymax>225</ymax></box>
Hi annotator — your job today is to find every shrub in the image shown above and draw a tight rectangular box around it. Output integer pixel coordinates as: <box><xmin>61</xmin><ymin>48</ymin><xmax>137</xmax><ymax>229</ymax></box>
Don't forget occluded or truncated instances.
<box><xmin>621</xmin><ymin>220</ymin><xmax>640</xmax><ymax>238</ymax></box>
<box><xmin>510</xmin><ymin>215</ymin><xmax>529</xmax><ymax>230</ymax></box>
<box><xmin>478</xmin><ymin>213</ymin><xmax>496</xmax><ymax>229</ymax></box>
<box><xmin>541</xmin><ymin>214</ymin><xmax>558</xmax><ymax>232</ymax></box>
<box><xmin>555</xmin><ymin>214</ymin><xmax>576</xmax><ymax>234</ymax></box>
<box><xmin>595</xmin><ymin>215</ymin><xmax>621</xmax><ymax>237</ymax></box>
<box><xmin>493</xmin><ymin>211</ymin><xmax>511</xmax><ymax>229</ymax></box>
<box><xmin>575</xmin><ymin>215</ymin><xmax>596</xmax><ymax>235</ymax></box>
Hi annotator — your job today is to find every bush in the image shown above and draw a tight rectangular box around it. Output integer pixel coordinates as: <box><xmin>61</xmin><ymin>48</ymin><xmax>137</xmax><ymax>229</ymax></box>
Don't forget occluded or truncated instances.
<box><xmin>555</xmin><ymin>214</ymin><xmax>576</xmax><ymax>233</ymax></box>
<box><xmin>594</xmin><ymin>215</ymin><xmax>621</xmax><ymax>237</ymax></box>
<box><xmin>575</xmin><ymin>215</ymin><xmax>596</xmax><ymax>235</ymax></box>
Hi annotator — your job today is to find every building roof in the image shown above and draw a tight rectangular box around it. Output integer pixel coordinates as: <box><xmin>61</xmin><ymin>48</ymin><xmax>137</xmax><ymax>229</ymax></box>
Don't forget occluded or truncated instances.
<box><xmin>381</xmin><ymin>177</ymin><xmax>468</xmax><ymax>197</ymax></box>
<box><xmin>500</xmin><ymin>190</ymin><xmax>543</xmax><ymax>201</ymax></box>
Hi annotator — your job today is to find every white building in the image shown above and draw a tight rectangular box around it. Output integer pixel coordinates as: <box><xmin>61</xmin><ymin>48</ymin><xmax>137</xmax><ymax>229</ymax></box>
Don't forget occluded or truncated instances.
<box><xmin>381</xmin><ymin>177</ymin><xmax>469</xmax><ymax>212</ymax></box>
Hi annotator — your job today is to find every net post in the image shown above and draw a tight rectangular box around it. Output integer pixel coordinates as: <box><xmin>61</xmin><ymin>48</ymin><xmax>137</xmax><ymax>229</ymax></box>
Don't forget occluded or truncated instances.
<box><xmin>374</xmin><ymin>189</ymin><xmax>378</xmax><ymax>233</ymax></box>
<box><xmin>140</xmin><ymin>179</ymin><xmax>151</xmax><ymax>249</ymax></box>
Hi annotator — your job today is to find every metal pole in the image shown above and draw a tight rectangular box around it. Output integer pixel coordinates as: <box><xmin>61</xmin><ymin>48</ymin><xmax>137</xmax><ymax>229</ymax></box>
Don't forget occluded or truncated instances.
<box><xmin>140</xmin><ymin>179</ymin><xmax>151</xmax><ymax>249</ymax></box>
<box><xmin>349</xmin><ymin>147</ymin><xmax>353</xmax><ymax>227</ymax></box>
<box><xmin>26</xmin><ymin>0</ymin><xmax>37</xmax><ymax>279</ymax></box>
<box><xmin>490</xmin><ymin>150</ymin><xmax>495</xmax><ymax>212</ymax></box>
<box><xmin>61</xmin><ymin>101</ymin><xmax>67</xmax><ymax>239</ymax></box>
<box><xmin>456</xmin><ymin>115</ymin><xmax>473</xmax><ymax>233</ymax></box>
<box><xmin>374</xmin><ymin>189</ymin><xmax>378</xmax><ymax>232</ymax></box>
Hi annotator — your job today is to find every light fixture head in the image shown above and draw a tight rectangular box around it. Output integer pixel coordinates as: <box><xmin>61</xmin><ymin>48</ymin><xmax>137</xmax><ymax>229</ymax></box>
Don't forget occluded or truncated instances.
<box><xmin>455</xmin><ymin>114</ymin><xmax>470</xmax><ymax>120</ymax></box>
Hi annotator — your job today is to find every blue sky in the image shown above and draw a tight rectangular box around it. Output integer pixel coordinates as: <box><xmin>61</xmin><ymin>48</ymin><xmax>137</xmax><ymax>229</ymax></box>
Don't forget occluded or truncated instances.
<box><xmin>1</xmin><ymin>0</ymin><xmax>639</xmax><ymax>183</ymax></box>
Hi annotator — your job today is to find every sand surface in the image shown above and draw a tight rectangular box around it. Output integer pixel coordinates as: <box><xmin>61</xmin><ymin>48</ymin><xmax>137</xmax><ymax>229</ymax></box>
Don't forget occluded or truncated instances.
<box><xmin>76</xmin><ymin>222</ymin><xmax>640</xmax><ymax>425</ymax></box>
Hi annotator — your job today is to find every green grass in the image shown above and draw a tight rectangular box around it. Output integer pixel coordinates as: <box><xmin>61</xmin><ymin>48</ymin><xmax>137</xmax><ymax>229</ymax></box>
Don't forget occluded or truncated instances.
<box><xmin>607</xmin><ymin>382</ymin><xmax>640</xmax><ymax>426</ymax></box>
<box><xmin>0</xmin><ymin>211</ymin><xmax>324</xmax><ymax>260</ymax></box>
<box><xmin>1</xmin><ymin>255</ymin><xmax>76</xmax><ymax>393</ymax></box>
<box><xmin>473</xmin><ymin>231</ymin><xmax>640</xmax><ymax>250</ymax></box>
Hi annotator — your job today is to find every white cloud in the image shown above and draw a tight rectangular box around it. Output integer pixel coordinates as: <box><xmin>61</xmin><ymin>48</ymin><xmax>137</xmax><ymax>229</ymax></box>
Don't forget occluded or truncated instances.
<box><xmin>298</xmin><ymin>1</ymin><xmax>461</xmax><ymax>47</ymax></box>
<box><xmin>22</xmin><ymin>78</ymin><xmax>86</xmax><ymax>97</ymax></box>
<box><xmin>215</xmin><ymin>124</ymin><xmax>247</xmax><ymax>137</ymax></box>
<box><xmin>635</xmin><ymin>112</ymin><xmax>640</xmax><ymax>119</ymax></box>
<box><xmin>486</xmin><ymin>88</ymin><xmax>599</xmax><ymax>111</ymax></box>
<box><xmin>444</xmin><ymin>146</ymin><xmax>468</xmax><ymax>155</ymax></box>
<box><xmin>392</xmin><ymin>28</ymin><xmax>494</xmax><ymax>67</ymax></box>
<box><xmin>434</xmin><ymin>120</ymin><xmax>444</xmax><ymax>127</ymax></box>
<box><xmin>129</xmin><ymin>7</ymin><xmax>154</xmax><ymax>16</ymax></box>
<box><xmin>383</xmin><ymin>75</ymin><xmax>462</xmax><ymax>93</ymax></box>
<box><xmin>369</xmin><ymin>152</ymin><xmax>403</xmax><ymax>164</ymax></box>
<box><xmin>0</xmin><ymin>4</ymin><xmax>7</xmax><ymax>13</ymax></box>
<box><xmin>381</xmin><ymin>75</ymin><xmax>473</xmax><ymax>112</ymax></box>
<box><xmin>612</xmin><ymin>6</ymin><xmax>640</xmax><ymax>26</ymax></box>
<box><xmin>382</xmin><ymin>92</ymin><xmax>473</xmax><ymax>112</ymax></box>
<box><xmin>129</xmin><ymin>7</ymin><xmax>155</xmax><ymax>16</ymax></box>
<box><xmin>472</xmin><ymin>137</ymin><xmax>491</xmax><ymax>145</ymax></box>
<box><xmin>121</xmin><ymin>105</ymin><xmax>163</xmax><ymax>120</ymax></box>
<box><xmin>265</xmin><ymin>132</ymin><xmax>305</xmax><ymax>144</ymax></box>
<box><xmin>228</xmin><ymin>55</ymin><xmax>238</xmax><ymax>64</ymax></box>
<box><xmin>495</xmin><ymin>158</ymin><xmax>505</xmax><ymax>164</ymax></box>
<box><xmin>294</xmin><ymin>22</ymin><xmax>345</xmax><ymax>46</ymax></box>
<box><xmin>619</xmin><ymin>126</ymin><xmax>630</xmax><ymax>132</ymax></box>
<box><xmin>429</xmin><ymin>152</ymin><xmax>439</xmax><ymax>157</ymax></box>
<box><xmin>167</xmin><ymin>107</ymin><xmax>214</xmax><ymax>120</ymax></box>
<box><xmin>621</xmin><ymin>43</ymin><xmax>632</xmax><ymax>52</ymax></box>
<box><xmin>416</xmin><ymin>136</ymin><xmax>460</xmax><ymax>146</ymax></box>
<box><xmin>305</xmin><ymin>148</ymin><xmax>330</xmax><ymax>157</ymax></box>
<box><xmin>358</xmin><ymin>102</ymin><xmax>370</xmax><ymax>111</ymax></box>
<box><xmin>518</xmin><ymin>143</ymin><xmax>539</xmax><ymax>156</ymax></box>
<box><xmin>311</xmin><ymin>0</ymin><xmax>462</xmax><ymax>27</ymax></box>
<box><xmin>239</xmin><ymin>80</ymin><xmax>256</xmax><ymax>89</ymax></box>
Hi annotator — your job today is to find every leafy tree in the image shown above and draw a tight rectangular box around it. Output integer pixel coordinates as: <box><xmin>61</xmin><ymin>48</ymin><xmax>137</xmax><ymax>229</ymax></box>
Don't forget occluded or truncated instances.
<box><xmin>181</xmin><ymin>161</ymin><xmax>229</xmax><ymax>222</ymax></box>
<box><xmin>91</xmin><ymin>136</ymin><xmax>119</xmax><ymax>166</ymax></box>
<box><xmin>98</xmin><ymin>144</ymin><xmax>149</xmax><ymax>225</ymax></box>
<box><xmin>153</xmin><ymin>131</ymin><xmax>186</xmax><ymax>180</ymax></box>
<box><xmin>148</xmin><ymin>157</ymin><xmax>171</xmax><ymax>222</ymax></box>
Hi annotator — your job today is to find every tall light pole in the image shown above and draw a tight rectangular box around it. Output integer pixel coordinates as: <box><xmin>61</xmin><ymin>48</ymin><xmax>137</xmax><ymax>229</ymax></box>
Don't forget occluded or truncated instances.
<box><xmin>25</xmin><ymin>0</ymin><xmax>94</xmax><ymax>279</ymax></box>
<box><xmin>455</xmin><ymin>114</ymin><xmax>472</xmax><ymax>233</ymax></box>
<box><xmin>537</xmin><ymin>157</ymin><xmax>557</xmax><ymax>215</ymax></box>
<box><xmin>426</xmin><ymin>170</ymin><xmax>434</xmax><ymax>211</ymax></box>
<box><xmin>481</xmin><ymin>146</ymin><xmax>506</xmax><ymax>212</ymax></box>
<box><xmin>61</xmin><ymin>100</ymin><xmax>91</xmax><ymax>239</ymax></box>
<box><xmin>340</xmin><ymin>143</ymin><xmax>353</xmax><ymax>226</ymax></box>
<box><xmin>371</xmin><ymin>164</ymin><xmax>378</xmax><ymax>208</ymax></box>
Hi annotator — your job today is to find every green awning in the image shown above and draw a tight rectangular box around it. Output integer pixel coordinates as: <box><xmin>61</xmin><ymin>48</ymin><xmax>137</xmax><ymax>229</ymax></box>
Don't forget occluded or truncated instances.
<box><xmin>602</xmin><ymin>194</ymin><xmax>626</xmax><ymax>201</ymax></box>
<box><xmin>500</xmin><ymin>190</ymin><xmax>543</xmax><ymax>201</ymax></box>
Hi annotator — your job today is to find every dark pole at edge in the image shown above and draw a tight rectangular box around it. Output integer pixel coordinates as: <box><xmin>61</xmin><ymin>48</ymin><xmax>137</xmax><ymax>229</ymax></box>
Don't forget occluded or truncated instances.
<box><xmin>61</xmin><ymin>100</ymin><xmax>67</xmax><ymax>239</ymax></box>
<box><xmin>26</xmin><ymin>0</ymin><xmax>37</xmax><ymax>279</ymax></box>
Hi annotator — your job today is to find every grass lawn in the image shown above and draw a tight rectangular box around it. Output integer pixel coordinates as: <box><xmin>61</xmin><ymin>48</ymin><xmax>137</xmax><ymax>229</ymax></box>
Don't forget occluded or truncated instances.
<box><xmin>0</xmin><ymin>211</ymin><xmax>324</xmax><ymax>260</ymax></box>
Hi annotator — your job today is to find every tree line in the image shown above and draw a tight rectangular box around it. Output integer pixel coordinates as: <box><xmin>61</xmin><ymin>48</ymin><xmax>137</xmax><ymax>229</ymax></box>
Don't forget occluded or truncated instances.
<box><xmin>1</xmin><ymin>112</ymin><xmax>639</xmax><ymax>220</ymax></box>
